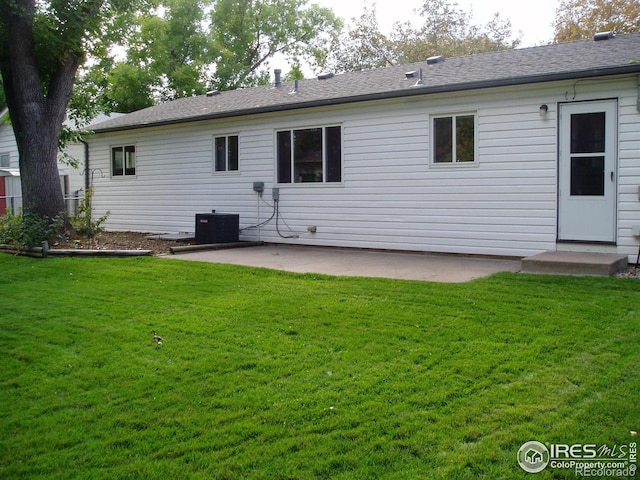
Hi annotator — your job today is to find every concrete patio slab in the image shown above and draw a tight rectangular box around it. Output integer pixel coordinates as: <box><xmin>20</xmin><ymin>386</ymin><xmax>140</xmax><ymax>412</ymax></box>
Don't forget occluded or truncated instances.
<box><xmin>166</xmin><ymin>244</ymin><xmax>522</xmax><ymax>282</ymax></box>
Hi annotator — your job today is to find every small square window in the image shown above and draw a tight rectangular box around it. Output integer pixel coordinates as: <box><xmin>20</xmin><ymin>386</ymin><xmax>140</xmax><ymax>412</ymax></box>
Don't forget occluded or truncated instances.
<box><xmin>214</xmin><ymin>135</ymin><xmax>239</xmax><ymax>172</ymax></box>
<box><xmin>111</xmin><ymin>145</ymin><xmax>136</xmax><ymax>176</ymax></box>
<box><xmin>0</xmin><ymin>153</ymin><xmax>9</xmax><ymax>168</ymax></box>
<box><xmin>433</xmin><ymin>114</ymin><xmax>475</xmax><ymax>163</ymax></box>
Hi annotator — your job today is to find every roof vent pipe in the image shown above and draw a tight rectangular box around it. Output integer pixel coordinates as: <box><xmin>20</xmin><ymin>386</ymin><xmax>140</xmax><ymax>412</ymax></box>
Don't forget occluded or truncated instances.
<box><xmin>274</xmin><ymin>69</ymin><xmax>282</xmax><ymax>88</ymax></box>
<box><xmin>317</xmin><ymin>72</ymin><xmax>334</xmax><ymax>80</ymax></box>
<box><xmin>593</xmin><ymin>31</ymin><xmax>615</xmax><ymax>41</ymax></box>
<box><xmin>290</xmin><ymin>79</ymin><xmax>300</xmax><ymax>94</ymax></box>
<box><xmin>412</xmin><ymin>68</ymin><xmax>425</xmax><ymax>87</ymax></box>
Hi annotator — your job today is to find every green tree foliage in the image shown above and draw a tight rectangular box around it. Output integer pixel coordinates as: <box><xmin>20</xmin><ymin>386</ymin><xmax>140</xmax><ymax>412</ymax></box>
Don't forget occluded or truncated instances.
<box><xmin>100</xmin><ymin>0</ymin><xmax>212</xmax><ymax>112</ymax></box>
<box><xmin>553</xmin><ymin>0</ymin><xmax>640</xmax><ymax>42</ymax></box>
<box><xmin>210</xmin><ymin>0</ymin><xmax>341</xmax><ymax>90</ymax></box>
<box><xmin>103</xmin><ymin>63</ymin><xmax>156</xmax><ymax>113</ymax></box>
<box><xmin>97</xmin><ymin>0</ymin><xmax>341</xmax><ymax>112</ymax></box>
<box><xmin>328</xmin><ymin>0</ymin><xmax>520</xmax><ymax>73</ymax></box>
<box><xmin>283</xmin><ymin>64</ymin><xmax>305</xmax><ymax>82</ymax></box>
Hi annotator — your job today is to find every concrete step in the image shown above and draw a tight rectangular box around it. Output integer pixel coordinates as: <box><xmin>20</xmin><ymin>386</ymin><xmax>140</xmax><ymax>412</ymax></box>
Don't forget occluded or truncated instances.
<box><xmin>521</xmin><ymin>251</ymin><xmax>629</xmax><ymax>276</ymax></box>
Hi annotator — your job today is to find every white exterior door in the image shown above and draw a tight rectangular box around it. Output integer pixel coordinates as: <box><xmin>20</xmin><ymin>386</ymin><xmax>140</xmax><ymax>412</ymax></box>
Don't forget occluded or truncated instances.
<box><xmin>558</xmin><ymin>100</ymin><xmax>617</xmax><ymax>243</ymax></box>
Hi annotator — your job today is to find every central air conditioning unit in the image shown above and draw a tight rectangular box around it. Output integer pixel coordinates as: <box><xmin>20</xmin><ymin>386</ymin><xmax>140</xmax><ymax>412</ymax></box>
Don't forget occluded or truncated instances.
<box><xmin>195</xmin><ymin>212</ymin><xmax>239</xmax><ymax>244</ymax></box>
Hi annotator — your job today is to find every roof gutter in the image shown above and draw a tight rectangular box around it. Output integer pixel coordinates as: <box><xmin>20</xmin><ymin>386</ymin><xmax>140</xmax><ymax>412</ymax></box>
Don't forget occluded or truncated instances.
<box><xmin>93</xmin><ymin>65</ymin><xmax>640</xmax><ymax>134</ymax></box>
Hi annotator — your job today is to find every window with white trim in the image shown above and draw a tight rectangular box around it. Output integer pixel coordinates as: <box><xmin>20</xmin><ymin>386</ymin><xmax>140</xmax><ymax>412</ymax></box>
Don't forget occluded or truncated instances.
<box><xmin>214</xmin><ymin>135</ymin><xmax>239</xmax><ymax>172</ymax></box>
<box><xmin>111</xmin><ymin>145</ymin><xmax>136</xmax><ymax>176</ymax></box>
<box><xmin>432</xmin><ymin>114</ymin><xmax>476</xmax><ymax>163</ymax></box>
<box><xmin>277</xmin><ymin>126</ymin><xmax>342</xmax><ymax>183</ymax></box>
<box><xmin>0</xmin><ymin>153</ymin><xmax>9</xmax><ymax>168</ymax></box>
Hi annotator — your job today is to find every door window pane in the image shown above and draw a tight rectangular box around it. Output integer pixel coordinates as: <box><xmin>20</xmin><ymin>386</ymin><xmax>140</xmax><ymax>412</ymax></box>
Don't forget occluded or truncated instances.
<box><xmin>571</xmin><ymin>156</ymin><xmax>604</xmax><ymax>196</ymax></box>
<box><xmin>571</xmin><ymin>112</ymin><xmax>605</xmax><ymax>153</ymax></box>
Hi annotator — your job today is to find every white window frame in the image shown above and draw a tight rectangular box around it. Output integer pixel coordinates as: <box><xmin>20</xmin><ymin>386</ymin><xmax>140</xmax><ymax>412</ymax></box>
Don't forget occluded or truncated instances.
<box><xmin>276</xmin><ymin>125</ymin><xmax>343</xmax><ymax>185</ymax></box>
<box><xmin>0</xmin><ymin>153</ymin><xmax>9</xmax><ymax>168</ymax></box>
<box><xmin>111</xmin><ymin>144</ymin><xmax>136</xmax><ymax>177</ymax></box>
<box><xmin>431</xmin><ymin>113</ymin><xmax>477</xmax><ymax>165</ymax></box>
<box><xmin>213</xmin><ymin>134</ymin><xmax>240</xmax><ymax>173</ymax></box>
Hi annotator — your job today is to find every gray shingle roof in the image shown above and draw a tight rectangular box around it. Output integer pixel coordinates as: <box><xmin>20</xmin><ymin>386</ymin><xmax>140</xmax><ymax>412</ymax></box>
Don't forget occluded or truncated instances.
<box><xmin>92</xmin><ymin>32</ymin><xmax>640</xmax><ymax>133</ymax></box>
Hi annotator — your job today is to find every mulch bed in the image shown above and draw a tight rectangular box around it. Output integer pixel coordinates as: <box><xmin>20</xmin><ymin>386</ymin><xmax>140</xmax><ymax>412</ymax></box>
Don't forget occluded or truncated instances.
<box><xmin>52</xmin><ymin>231</ymin><xmax>194</xmax><ymax>256</ymax></box>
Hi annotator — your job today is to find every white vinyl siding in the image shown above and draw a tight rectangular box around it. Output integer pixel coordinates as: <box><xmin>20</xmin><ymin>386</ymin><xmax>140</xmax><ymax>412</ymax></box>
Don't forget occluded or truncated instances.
<box><xmin>87</xmin><ymin>75</ymin><xmax>640</xmax><ymax>260</ymax></box>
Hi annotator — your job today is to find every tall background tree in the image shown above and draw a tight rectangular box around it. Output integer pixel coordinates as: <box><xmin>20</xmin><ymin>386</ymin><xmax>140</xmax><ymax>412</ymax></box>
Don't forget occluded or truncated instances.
<box><xmin>327</xmin><ymin>0</ymin><xmax>520</xmax><ymax>73</ymax></box>
<box><xmin>327</xmin><ymin>5</ymin><xmax>394</xmax><ymax>72</ymax></box>
<box><xmin>101</xmin><ymin>0</ymin><xmax>213</xmax><ymax>112</ymax></box>
<box><xmin>553</xmin><ymin>0</ymin><xmax>640</xmax><ymax>42</ymax></box>
<box><xmin>96</xmin><ymin>0</ymin><xmax>341</xmax><ymax>113</ymax></box>
<box><xmin>210</xmin><ymin>0</ymin><xmax>340</xmax><ymax>90</ymax></box>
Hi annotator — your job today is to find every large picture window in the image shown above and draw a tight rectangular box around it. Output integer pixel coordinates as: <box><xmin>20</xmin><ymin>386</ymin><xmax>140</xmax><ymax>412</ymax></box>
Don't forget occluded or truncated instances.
<box><xmin>277</xmin><ymin>126</ymin><xmax>342</xmax><ymax>183</ymax></box>
<box><xmin>433</xmin><ymin>114</ymin><xmax>475</xmax><ymax>163</ymax></box>
<box><xmin>111</xmin><ymin>145</ymin><xmax>136</xmax><ymax>176</ymax></box>
<box><xmin>214</xmin><ymin>135</ymin><xmax>239</xmax><ymax>172</ymax></box>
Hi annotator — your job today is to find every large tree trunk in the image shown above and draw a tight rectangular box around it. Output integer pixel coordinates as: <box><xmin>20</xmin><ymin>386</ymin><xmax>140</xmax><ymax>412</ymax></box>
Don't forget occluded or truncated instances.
<box><xmin>16</xmin><ymin>114</ymin><xmax>67</xmax><ymax>221</ymax></box>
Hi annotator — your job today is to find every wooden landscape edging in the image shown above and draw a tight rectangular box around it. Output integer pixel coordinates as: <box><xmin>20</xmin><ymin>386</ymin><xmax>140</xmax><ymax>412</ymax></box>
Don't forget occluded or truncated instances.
<box><xmin>0</xmin><ymin>242</ymin><xmax>151</xmax><ymax>258</ymax></box>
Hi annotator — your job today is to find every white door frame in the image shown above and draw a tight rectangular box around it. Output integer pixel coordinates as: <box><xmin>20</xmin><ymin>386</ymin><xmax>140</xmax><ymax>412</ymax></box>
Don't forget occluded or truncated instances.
<box><xmin>558</xmin><ymin>100</ymin><xmax>618</xmax><ymax>243</ymax></box>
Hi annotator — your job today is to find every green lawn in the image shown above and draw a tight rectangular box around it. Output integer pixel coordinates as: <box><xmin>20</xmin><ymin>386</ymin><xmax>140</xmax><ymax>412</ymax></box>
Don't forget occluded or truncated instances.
<box><xmin>0</xmin><ymin>255</ymin><xmax>638</xmax><ymax>479</ymax></box>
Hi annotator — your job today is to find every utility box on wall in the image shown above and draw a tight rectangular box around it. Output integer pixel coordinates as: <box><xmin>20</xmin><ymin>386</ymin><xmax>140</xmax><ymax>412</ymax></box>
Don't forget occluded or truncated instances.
<box><xmin>195</xmin><ymin>213</ymin><xmax>240</xmax><ymax>244</ymax></box>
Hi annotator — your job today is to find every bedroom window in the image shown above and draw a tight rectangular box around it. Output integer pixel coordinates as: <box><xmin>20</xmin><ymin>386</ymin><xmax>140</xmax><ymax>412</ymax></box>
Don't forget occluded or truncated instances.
<box><xmin>433</xmin><ymin>114</ymin><xmax>475</xmax><ymax>163</ymax></box>
<box><xmin>214</xmin><ymin>135</ymin><xmax>239</xmax><ymax>172</ymax></box>
<box><xmin>111</xmin><ymin>145</ymin><xmax>136</xmax><ymax>176</ymax></box>
<box><xmin>277</xmin><ymin>126</ymin><xmax>341</xmax><ymax>183</ymax></box>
